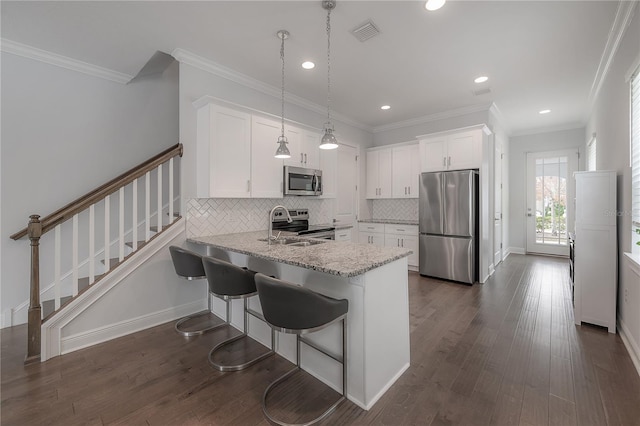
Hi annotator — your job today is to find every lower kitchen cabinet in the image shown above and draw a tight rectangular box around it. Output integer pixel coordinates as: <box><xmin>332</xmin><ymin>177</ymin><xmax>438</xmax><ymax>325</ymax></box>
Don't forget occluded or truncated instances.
<box><xmin>359</xmin><ymin>222</ymin><xmax>385</xmax><ymax>247</ymax></box>
<box><xmin>384</xmin><ymin>234</ymin><xmax>418</xmax><ymax>267</ymax></box>
<box><xmin>359</xmin><ymin>222</ymin><xmax>418</xmax><ymax>268</ymax></box>
<box><xmin>335</xmin><ymin>228</ymin><xmax>352</xmax><ymax>241</ymax></box>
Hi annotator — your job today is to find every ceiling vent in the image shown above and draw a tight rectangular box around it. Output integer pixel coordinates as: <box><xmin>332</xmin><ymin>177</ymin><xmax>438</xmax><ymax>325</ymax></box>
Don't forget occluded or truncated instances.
<box><xmin>351</xmin><ymin>20</ymin><xmax>381</xmax><ymax>42</ymax></box>
<box><xmin>472</xmin><ymin>87</ymin><xmax>492</xmax><ymax>96</ymax></box>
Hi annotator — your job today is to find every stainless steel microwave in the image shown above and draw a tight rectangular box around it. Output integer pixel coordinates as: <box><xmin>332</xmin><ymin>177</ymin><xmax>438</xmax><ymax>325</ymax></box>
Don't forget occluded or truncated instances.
<box><xmin>283</xmin><ymin>166</ymin><xmax>323</xmax><ymax>196</ymax></box>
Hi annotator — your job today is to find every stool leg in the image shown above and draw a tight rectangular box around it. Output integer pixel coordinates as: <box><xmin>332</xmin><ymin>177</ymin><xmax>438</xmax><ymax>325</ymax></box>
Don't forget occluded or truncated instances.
<box><xmin>343</xmin><ymin>317</ymin><xmax>348</xmax><ymax>399</ymax></box>
<box><xmin>208</xmin><ymin>297</ymin><xmax>275</xmax><ymax>372</ymax></box>
<box><xmin>174</xmin><ymin>292</ymin><xmax>226</xmax><ymax>337</ymax></box>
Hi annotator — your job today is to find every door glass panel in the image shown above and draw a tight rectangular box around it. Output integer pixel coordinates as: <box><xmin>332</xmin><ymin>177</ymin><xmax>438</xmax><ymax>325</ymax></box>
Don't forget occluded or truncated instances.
<box><xmin>535</xmin><ymin>156</ymin><xmax>568</xmax><ymax>246</ymax></box>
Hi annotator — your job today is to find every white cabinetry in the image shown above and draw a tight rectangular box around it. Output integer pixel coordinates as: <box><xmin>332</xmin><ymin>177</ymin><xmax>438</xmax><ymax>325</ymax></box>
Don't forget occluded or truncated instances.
<box><xmin>366</xmin><ymin>149</ymin><xmax>392</xmax><ymax>199</ymax></box>
<box><xmin>384</xmin><ymin>224</ymin><xmax>418</xmax><ymax>267</ymax></box>
<box><xmin>284</xmin><ymin>128</ymin><xmax>320</xmax><ymax>169</ymax></box>
<box><xmin>358</xmin><ymin>222</ymin><xmax>385</xmax><ymax>247</ymax></box>
<box><xmin>419</xmin><ymin>129</ymin><xmax>482</xmax><ymax>172</ymax></box>
<box><xmin>251</xmin><ymin>116</ymin><xmax>284</xmax><ymax>198</ymax></box>
<box><xmin>319</xmin><ymin>148</ymin><xmax>337</xmax><ymax>199</ymax></box>
<box><xmin>392</xmin><ymin>144</ymin><xmax>420</xmax><ymax>198</ymax></box>
<box><xmin>574</xmin><ymin>171</ymin><xmax>617</xmax><ymax>333</ymax></box>
<box><xmin>196</xmin><ymin>103</ymin><xmax>251</xmax><ymax>198</ymax></box>
<box><xmin>335</xmin><ymin>228</ymin><xmax>352</xmax><ymax>241</ymax></box>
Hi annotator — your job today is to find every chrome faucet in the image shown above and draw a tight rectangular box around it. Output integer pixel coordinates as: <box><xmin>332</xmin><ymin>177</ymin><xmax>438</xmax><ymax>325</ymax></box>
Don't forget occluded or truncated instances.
<box><xmin>268</xmin><ymin>205</ymin><xmax>292</xmax><ymax>244</ymax></box>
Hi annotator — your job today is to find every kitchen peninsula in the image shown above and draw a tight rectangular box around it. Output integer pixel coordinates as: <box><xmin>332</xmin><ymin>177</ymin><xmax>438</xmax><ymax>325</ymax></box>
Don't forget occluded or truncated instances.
<box><xmin>188</xmin><ymin>231</ymin><xmax>412</xmax><ymax>410</ymax></box>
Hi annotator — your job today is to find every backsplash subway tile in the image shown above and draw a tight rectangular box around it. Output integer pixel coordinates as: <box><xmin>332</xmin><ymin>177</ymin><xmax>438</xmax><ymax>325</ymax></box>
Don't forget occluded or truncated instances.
<box><xmin>187</xmin><ymin>198</ymin><xmax>334</xmax><ymax>237</ymax></box>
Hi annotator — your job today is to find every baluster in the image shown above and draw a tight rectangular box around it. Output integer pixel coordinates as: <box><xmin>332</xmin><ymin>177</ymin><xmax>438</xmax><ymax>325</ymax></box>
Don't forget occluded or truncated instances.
<box><xmin>157</xmin><ymin>164</ymin><xmax>163</xmax><ymax>233</ymax></box>
<box><xmin>54</xmin><ymin>224</ymin><xmax>61</xmax><ymax>310</ymax></box>
<box><xmin>119</xmin><ymin>187</ymin><xmax>124</xmax><ymax>262</ymax></box>
<box><xmin>89</xmin><ymin>205</ymin><xmax>95</xmax><ymax>284</ymax></box>
<box><xmin>169</xmin><ymin>158</ymin><xmax>174</xmax><ymax>223</ymax></box>
<box><xmin>145</xmin><ymin>171</ymin><xmax>151</xmax><ymax>242</ymax></box>
<box><xmin>72</xmin><ymin>214</ymin><xmax>79</xmax><ymax>296</ymax></box>
<box><xmin>104</xmin><ymin>195</ymin><xmax>110</xmax><ymax>272</ymax></box>
<box><xmin>132</xmin><ymin>178</ymin><xmax>138</xmax><ymax>251</ymax></box>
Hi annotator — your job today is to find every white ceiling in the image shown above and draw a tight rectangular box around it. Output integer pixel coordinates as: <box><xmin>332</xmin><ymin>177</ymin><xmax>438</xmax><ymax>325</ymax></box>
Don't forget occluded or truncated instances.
<box><xmin>1</xmin><ymin>1</ymin><xmax>622</xmax><ymax>134</ymax></box>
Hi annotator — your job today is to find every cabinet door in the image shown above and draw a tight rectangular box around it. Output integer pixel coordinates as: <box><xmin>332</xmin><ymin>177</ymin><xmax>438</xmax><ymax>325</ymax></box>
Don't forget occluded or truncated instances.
<box><xmin>301</xmin><ymin>131</ymin><xmax>320</xmax><ymax>169</ymax></box>
<box><xmin>360</xmin><ymin>231</ymin><xmax>384</xmax><ymax>246</ymax></box>
<box><xmin>378</xmin><ymin>148</ymin><xmax>393</xmax><ymax>198</ymax></box>
<box><xmin>408</xmin><ymin>144</ymin><xmax>420</xmax><ymax>198</ymax></box>
<box><xmin>385</xmin><ymin>234</ymin><xmax>403</xmax><ymax>248</ymax></box>
<box><xmin>447</xmin><ymin>130</ymin><xmax>481</xmax><ymax>170</ymax></box>
<box><xmin>283</xmin><ymin>127</ymin><xmax>302</xmax><ymax>167</ymax></box>
<box><xmin>366</xmin><ymin>150</ymin><xmax>379</xmax><ymax>199</ymax></box>
<box><xmin>392</xmin><ymin>146</ymin><xmax>411</xmax><ymax>198</ymax></box>
<box><xmin>419</xmin><ymin>137</ymin><xmax>447</xmax><ymax>172</ymax></box>
<box><xmin>335</xmin><ymin>228</ymin><xmax>352</xmax><ymax>241</ymax></box>
<box><xmin>251</xmin><ymin>116</ymin><xmax>284</xmax><ymax>198</ymax></box>
<box><xmin>201</xmin><ymin>104</ymin><xmax>251</xmax><ymax>198</ymax></box>
<box><xmin>402</xmin><ymin>235</ymin><xmax>419</xmax><ymax>267</ymax></box>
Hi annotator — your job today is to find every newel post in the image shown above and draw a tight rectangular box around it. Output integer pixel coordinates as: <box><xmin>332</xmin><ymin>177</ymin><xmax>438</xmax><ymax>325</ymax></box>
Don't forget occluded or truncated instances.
<box><xmin>25</xmin><ymin>214</ymin><xmax>42</xmax><ymax>364</ymax></box>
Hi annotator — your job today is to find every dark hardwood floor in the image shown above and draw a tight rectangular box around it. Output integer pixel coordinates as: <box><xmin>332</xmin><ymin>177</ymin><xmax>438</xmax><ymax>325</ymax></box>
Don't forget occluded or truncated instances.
<box><xmin>2</xmin><ymin>254</ymin><xmax>639</xmax><ymax>425</ymax></box>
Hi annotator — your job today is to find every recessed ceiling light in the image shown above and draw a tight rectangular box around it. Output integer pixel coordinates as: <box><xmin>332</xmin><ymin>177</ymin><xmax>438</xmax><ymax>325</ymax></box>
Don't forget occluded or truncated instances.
<box><xmin>301</xmin><ymin>61</ymin><xmax>315</xmax><ymax>70</ymax></box>
<box><xmin>474</xmin><ymin>76</ymin><xmax>489</xmax><ymax>84</ymax></box>
<box><xmin>425</xmin><ymin>0</ymin><xmax>446</xmax><ymax>11</ymax></box>
<box><xmin>381</xmin><ymin>105</ymin><xmax>391</xmax><ymax>110</ymax></box>
<box><xmin>539</xmin><ymin>109</ymin><xmax>551</xmax><ymax>114</ymax></box>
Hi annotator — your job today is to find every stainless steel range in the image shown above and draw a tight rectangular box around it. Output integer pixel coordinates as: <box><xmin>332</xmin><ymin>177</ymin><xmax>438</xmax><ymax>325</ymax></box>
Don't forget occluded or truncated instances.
<box><xmin>271</xmin><ymin>208</ymin><xmax>335</xmax><ymax>239</ymax></box>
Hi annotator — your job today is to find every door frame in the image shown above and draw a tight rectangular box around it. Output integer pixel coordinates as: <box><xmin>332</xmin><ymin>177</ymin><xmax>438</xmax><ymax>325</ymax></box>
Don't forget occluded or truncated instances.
<box><xmin>525</xmin><ymin>149</ymin><xmax>578</xmax><ymax>256</ymax></box>
<box><xmin>334</xmin><ymin>140</ymin><xmax>360</xmax><ymax>227</ymax></box>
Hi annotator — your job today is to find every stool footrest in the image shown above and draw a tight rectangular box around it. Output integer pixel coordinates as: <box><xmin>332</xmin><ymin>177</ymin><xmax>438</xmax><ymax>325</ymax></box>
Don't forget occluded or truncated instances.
<box><xmin>262</xmin><ymin>367</ymin><xmax>346</xmax><ymax>426</ymax></box>
<box><xmin>209</xmin><ymin>332</ymin><xmax>275</xmax><ymax>372</ymax></box>
<box><xmin>174</xmin><ymin>310</ymin><xmax>226</xmax><ymax>337</ymax></box>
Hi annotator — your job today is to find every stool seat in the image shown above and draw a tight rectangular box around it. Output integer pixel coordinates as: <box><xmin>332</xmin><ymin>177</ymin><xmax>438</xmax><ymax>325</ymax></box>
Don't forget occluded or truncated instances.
<box><xmin>169</xmin><ymin>246</ymin><xmax>225</xmax><ymax>337</ymax></box>
<box><xmin>255</xmin><ymin>273</ymin><xmax>349</xmax><ymax>426</ymax></box>
<box><xmin>203</xmin><ymin>257</ymin><xmax>275</xmax><ymax>372</ymax></box>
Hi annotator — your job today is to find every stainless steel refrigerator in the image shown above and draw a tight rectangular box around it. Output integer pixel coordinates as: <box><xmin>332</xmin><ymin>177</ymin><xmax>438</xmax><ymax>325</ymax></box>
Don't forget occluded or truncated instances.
<box><xmin>419</xmin><ymin>170</ymin><xmax>479</xmax><ymax>284</ymax></box>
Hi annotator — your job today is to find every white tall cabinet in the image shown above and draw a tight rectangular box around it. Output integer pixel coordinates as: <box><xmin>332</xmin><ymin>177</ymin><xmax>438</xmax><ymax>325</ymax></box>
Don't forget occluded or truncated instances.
<box><xmin>573</xmin><ymin>170</ymin><xmax>617</xmax><ymax>333</ymax></box>
<box><xmin>366</xmin><ymin>149</ymin><xmax>392</xmax><ymax>199</ymax></box>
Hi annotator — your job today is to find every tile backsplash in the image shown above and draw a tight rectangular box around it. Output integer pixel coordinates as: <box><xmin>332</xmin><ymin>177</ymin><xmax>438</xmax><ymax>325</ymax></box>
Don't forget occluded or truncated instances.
<box><xmin>187</xmin><ymin>198</ymin><xmax>334</xmax><ymax>237</ymax></box>
<box><xmin>372</xmin><ymin>199</ymin><xmax>419</xmax><ymax>222</ymax></box>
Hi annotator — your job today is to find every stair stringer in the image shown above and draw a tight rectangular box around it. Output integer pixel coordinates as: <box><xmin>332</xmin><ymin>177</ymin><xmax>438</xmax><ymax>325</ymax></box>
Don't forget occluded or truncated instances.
<box><xmin>41</xmin><ymin>218</ymin><xmax>207</xmax><ymax>361</ymax></box>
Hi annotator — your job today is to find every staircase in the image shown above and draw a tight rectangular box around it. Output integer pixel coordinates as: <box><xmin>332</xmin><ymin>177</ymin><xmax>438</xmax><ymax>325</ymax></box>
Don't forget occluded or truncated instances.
<box><xmin>10</xmin><ymin>143</ymin><xmax>184</xmax><ymax>364</ymax></box>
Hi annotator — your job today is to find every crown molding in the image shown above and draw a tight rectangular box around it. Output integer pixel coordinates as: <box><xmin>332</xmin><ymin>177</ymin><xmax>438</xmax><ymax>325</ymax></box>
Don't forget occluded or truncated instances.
<box><xmin>371</xmin><ymin>103</ymin><xmax>492</xmax><ymax>134</ymax></box>
<box><xmin>488</xmin><ymin>102</ymin><xmax>512</xmax><ymax>136</ymax></box>
<box><xmin>588</xmin><ymin>1</ymin><xmax>638</xmax><ymax>105</ymax></box>
<box><xmin>0</xmin><ymin>38</ymin><xmax>133</xmax><ymax>84</ymax></box>
<box><xmin>510</xmin><ymin>122</ymin><xmax>585</xmax><ymax>138</ymax></box>
<box><xmin>172</xmin><ymin>48</ymin><xmax>372</xmax><ymax>132</ymax></box>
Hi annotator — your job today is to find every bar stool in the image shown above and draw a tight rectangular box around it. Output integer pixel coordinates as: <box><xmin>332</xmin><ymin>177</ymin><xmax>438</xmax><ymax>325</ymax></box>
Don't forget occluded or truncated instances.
<box><xmin>169</xmin><ymin>246</ymin><xmax>225</xmax><ymax>337</ymax></box>
<box><xmin>203</xmin><ymin>256</ymin><xmax>275</xmax><ymax>372</ymax></box>
<box><xmin>254</xmin><ymin>273</ymin><xmax>349</xmax><ymax>426</ymax></box>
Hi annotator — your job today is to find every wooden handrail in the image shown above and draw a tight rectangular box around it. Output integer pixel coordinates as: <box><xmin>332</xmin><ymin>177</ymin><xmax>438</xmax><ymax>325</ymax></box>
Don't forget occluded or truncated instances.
<box><xmin>10</xmin><ymin>143</ymin><xmax>183</xmax><ymax>240</ymax></box>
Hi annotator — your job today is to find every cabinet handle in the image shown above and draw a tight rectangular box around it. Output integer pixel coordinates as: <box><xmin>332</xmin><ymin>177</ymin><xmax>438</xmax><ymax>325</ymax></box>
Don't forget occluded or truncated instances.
<box><xmin>367</xmin><ymin>226</ymin><xmax>374</xmax><ymax>230</ymax></box>
<box><xmin>300</xmin><ymin>153</ymin><xmax>304</xmax><ymax>163</ymax></box>
<box><xmin>247</xmin><ymin>180</ymin><xmax>251</xmax><ymax>192</ymax></box>
<box><xmin>304</xmin><ymin>153</ymin><xmax>307</xmax><ymax>164</ymax></box>
<box><xmin>401</xmin><ymin>239</ymin><xmax>404</xmax><ymax>247</ymax></box>
<box><xmin>448</xmin><ymin>156</ymin><xmax>451</xmax><ymax>166</ymax></box>
<box><xmin>397</xmin><ymin>239</ymin><xmax>400</xmax><ymax>247</ymax></box>
<box><xmin>404</xmin><ymin>187</ymin><xmax>407</xmax><ymax>195</ymax></box>
<box><xmin>408</xmin><ymin>187</ymin><xmax>411</xmax><ymax>195</ymax></box>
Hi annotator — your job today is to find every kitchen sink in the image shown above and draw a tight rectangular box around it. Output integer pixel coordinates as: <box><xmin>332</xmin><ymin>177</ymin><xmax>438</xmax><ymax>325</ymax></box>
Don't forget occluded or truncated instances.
<box><xmin>258</xmin><ymin>238</ymin><xmax>326</xmax><ymax>246</ymax></box>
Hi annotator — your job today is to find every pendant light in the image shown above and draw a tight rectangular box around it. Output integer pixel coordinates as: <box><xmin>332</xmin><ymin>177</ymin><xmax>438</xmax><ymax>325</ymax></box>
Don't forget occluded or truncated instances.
<box><xmin>320</xmin><ymin>0</ymin><xmax>338</xmax><ymax>150</ymax></box>
<box><xmin>274</xmin><ymin>30</ymin><xmax>291</xmax><ymax>159</ymax></box>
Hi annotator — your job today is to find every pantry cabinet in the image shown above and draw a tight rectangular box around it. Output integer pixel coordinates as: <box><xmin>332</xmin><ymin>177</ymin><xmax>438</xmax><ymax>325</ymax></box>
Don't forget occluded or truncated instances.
<box><xmin>419</xmin><ymin>129</ymin><xmax>482</xmax><ymax>172</ymax></box>
<box><xmin>392</xmin><ymin>144</ymin><xmax>420</xmax><ymax>198</ymax></box>
<box><xmin>366</xmin><ymin>148</ymin><xmax>392</xmax><ymax>199</ymax></box>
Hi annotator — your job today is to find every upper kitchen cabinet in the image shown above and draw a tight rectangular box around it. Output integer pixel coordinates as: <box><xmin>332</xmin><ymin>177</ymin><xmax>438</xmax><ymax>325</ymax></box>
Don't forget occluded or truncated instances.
<box><xmin>418</xmin><ymin>128</ymin><xmax>484</xmax><ymax>172</ymax></box>
<box><xmin>283</xmin><ymin>128</ymin><xmax>320</xmax><ymax>169</ymax></box>
<box><xmin>196</xmin><ymin>102</ymin><xmax>251</xmax><ymax>198</ymax></box>
<box><xmin>392</xmin><ymin>144</ymin><xmax>420</xmax><ymax>198</ymax></box>
<box><xmin>251</xmin><ymin>116</ymin><xmax>285</xmax><ymax>198</ymax></box>
<box><xmin>366</xmin><ymin>148</ymin><xmax>392</xmax><ymax>199</ymax></box>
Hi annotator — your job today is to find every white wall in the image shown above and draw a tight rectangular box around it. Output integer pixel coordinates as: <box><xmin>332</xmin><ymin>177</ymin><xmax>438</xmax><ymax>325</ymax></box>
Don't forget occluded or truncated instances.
<box><xmin>177</xmin><ymin>61</ymin><xmax>373</xmax><ymax>219</ymax></box>
<box><xmin>507</xmin><ymin>127</ymin><xmax>586</xmax><ymax>252</ymax></box>
<box><xmin>585</xmin><ymin>6</ymin><xmax>639</xmax><ymax>369</ymax></box>
<box><xmin>1</xmin><ymin>52</ymin><xmax>179</xmax><ymax>327</ymax></box>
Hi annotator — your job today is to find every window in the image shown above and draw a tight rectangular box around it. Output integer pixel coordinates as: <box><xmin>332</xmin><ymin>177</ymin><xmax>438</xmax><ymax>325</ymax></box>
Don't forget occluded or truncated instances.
<box><xmin>632</xmin><ymin>68</ymin><xmax>640</xmax><ymax>253</ymax></box>
<box><xmin>587</xmin><ymin>133</ymin><xmax>597</xmax><ymax>171</ymax></box>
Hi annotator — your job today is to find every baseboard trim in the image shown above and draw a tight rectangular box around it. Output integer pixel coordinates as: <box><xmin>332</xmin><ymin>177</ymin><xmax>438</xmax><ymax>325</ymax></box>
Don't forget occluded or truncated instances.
<box><xmin>618</xmin><ymin>318</ymin><xmax>640</xmax><ymax>378</ymax></box>
<box><xmin>60</xmin><ymin>300</ymin><xmax>205</xmax><ymax>355</ymax></box>
<box><xmin>509</xmin><ymin>247</ymin><xmax>526</xmax><ymax>255</ymax></box>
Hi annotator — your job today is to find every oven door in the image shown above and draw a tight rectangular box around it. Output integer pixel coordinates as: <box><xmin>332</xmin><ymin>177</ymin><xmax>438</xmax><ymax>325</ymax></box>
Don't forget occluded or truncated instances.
<box><xmin>284</xmin><ymin>166</ymin><xmax>323</xmax><ymax>196</ymax></box>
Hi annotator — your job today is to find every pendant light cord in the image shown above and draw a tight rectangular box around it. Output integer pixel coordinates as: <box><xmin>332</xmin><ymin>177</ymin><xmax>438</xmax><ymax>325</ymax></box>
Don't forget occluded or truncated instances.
<box><xmin>280</xmin><ymin>33</ymin><xmax>286</xmax><ymax>138</ymax></box>
<box><xmin>326</xmin><ymin>7</ymin><xmax>332</xmax><ymax>124</ymax></box>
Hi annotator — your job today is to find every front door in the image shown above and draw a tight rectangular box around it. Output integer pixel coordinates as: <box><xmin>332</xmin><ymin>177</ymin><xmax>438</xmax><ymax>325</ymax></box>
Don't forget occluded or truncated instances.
<box><xmin>526</xmin><ymin>150</ymin><xmax>578</xmax><ymax>256</ymax></box>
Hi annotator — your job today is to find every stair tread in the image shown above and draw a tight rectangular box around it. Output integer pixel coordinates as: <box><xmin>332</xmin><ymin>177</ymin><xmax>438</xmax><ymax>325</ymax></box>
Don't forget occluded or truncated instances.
<box><xmin>125</xmin><ymin>240</ymin><xmax>149</xmax><ymax>249</ymax></box>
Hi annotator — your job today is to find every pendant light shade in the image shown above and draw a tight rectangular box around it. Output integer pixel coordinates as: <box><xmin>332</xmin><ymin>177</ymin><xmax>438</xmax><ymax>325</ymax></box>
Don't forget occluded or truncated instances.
<box><xmin>274</xmin><ymin>30</ymin><xmax>291</xmax><ymax>159</ymax></box>
<box><xmin>319</xmin><ymin>0</ymin><xmax>339</xmax><ymax>150</ymax></box>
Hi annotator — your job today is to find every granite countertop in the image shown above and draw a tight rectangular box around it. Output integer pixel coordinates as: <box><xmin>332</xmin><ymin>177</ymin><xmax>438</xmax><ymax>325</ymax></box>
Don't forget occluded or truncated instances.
<box><xmin>359</xmin><ymin>219</ymin><xmax>419</xmax><ymax>226</ymax></box>
<box><xmin>188</xmin><ymin>231</ymin><xmax>411</xmax><ymax>278</ymax></box>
